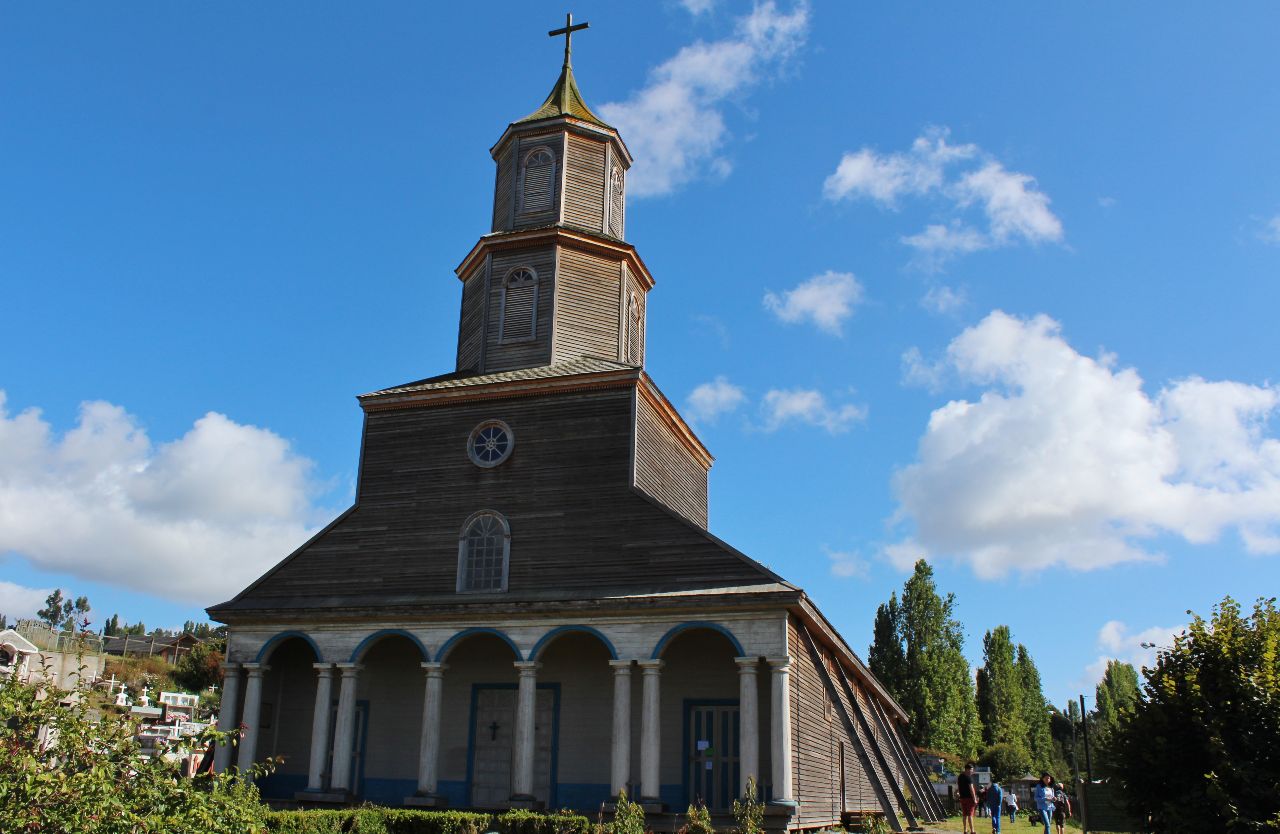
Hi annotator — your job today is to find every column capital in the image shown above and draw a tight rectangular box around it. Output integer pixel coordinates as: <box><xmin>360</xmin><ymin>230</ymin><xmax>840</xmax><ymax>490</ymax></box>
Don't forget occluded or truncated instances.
<box><xmin>765</xmin><ymin>656</ymin><xmax>792</xmax><ymax>670</ymax></box>
<box><xmin>608</xmin><ymin>659</ymin><xmax>634</xmax><ymax>672</ymax></box>
<box><xmin>513</xmin><ymin>660</ymin><xmax>541</xmax><ymax>675</ymax></box>
<box><xmin>735</xmin><ymin>656</ymin><xmax>761</xmax><ymax>671</ymax></box>
<box><xmin>241</xmin><ymin>662</ymin><xmax>269</xmax><ymax>676</ymax></box>
<box><xmin>336</xmin><ymin>662</ymin><xmax>363</xmax><ymax>677</ymax></box>
<box><xmin>221</xmin><ymin>661</ymin><xmax>242</xmax><ymax>673</ymax></box>
<box><xmin>421</xmin><ymin>661</ymin><xmax>448</xmax><ymax>675</ymax></box>
<box><xmin>638</xmin><ymin>658</ymin><xmax>664</xmax><ymax>674</ymax></box>
<box><xmin>313</xmin><ymin>662</ymin><xmax>335</xmax><ymax>675</ymax></box>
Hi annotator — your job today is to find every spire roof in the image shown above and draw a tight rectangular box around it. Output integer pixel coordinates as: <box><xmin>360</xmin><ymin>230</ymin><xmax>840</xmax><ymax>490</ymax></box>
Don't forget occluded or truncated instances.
<box><xmin>516</xmin><ymin>61</ymin><xmax>612</xmax><ymax>129</ymax></box>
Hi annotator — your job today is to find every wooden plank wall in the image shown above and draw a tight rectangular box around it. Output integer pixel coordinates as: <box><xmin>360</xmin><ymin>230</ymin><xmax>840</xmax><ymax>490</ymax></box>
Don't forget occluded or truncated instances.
<box><xmin>484</xmin><ymin>245</ymin><xmax>555</xmax><ymax>372</ymax></box>
<box><xmin>512</xmin><ymin>135</ymin><xmax>561</xmax><ymax>230</ymax></box>
<box><xmin>233</xmin><ymin>387</ymin><xmax>778</xmax><ymax>608</ymax></box>
<box><xmin>788</xmin><ymin>617</ymin><xmax>887</xmax><ymax>828</ymax></box>
<box><xmin>633</xmin><ymin>390</ymin><xmax>709</xmax><ymax>528</ymax></box>
<box><xmin>563</xmin><ymin>134</ymin><xmax>606</xmax><ymax>233</ymax></box>
<box><xmin>456</xmin><ymin>261</ymin><xmax>486</xmax><ymax>372</ymax></box>
<box><xmin>553</xmin><ymin>247</ymin><xmax>622</xmax><ymax>363</ymax></box>
<box><xmin>492</xmin><ymin>143</ymin><xmax>517</xmax><ymax>232</ymax></box>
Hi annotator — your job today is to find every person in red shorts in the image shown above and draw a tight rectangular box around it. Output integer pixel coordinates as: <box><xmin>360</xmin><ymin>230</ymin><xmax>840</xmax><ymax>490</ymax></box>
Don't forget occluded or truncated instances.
<box><xmin>958</xmin><ymin>762</ymin><xmax>979</xmax><ymax>833</ymax></box>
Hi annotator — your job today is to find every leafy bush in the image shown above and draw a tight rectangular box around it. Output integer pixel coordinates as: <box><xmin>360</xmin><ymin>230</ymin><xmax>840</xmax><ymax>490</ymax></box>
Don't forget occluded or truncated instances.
<box><xmin>496</xmin><ymin>809</ymin><xmax>592</xmax><ymax>834</ymax></box>
<box><xmin>611</xmin><ymin>790</ymin><xmax>646</xmax><ymax>834</ymax></box>
<box><xmin>0</xmin><ymin>655</ymin><xmax>271</xmax><ymax>833</ymax></box>
<box><xmin>680</xmin><ymin>801</ymin><xmax>714</xmax><ymax>834</ymax></box>
<box><xmin>731</xmin><ymin>777</ymin><xmax>763</xmax><ymax>834</ymax></box>
<box><xmin>264</xmin><ymin>809</ymin><xmax>591</xmax><ymax>834</ymax></box>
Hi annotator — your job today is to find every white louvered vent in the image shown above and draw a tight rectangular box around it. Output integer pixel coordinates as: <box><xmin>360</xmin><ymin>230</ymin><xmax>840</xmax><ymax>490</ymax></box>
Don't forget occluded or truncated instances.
<box><xmin>608</xmin><ymin>166</ymin><xmax>625</xmax><ymax>238</ymax></box>
<box><xmin>520</xmin><ymin>147</ymin><xmax>555</xmax><ymax>214</ymax></box>
<box><xmin>501</xmin><ymin>267</ymin><xmax>538</xmax><ymax>342</ymax></box>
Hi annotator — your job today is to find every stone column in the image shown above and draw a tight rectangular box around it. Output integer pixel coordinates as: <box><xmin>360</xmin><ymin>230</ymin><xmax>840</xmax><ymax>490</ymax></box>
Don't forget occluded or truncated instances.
<box><xmin>638</xmin><ymin>659</ymin><xmax>663</xmax><ymax>802</ymax></box>
<box><xmin>511</xmin><ymin>660</ymin><xmax>540</xmax><ymax>800</ymax></box>
<box><xmin>213</xmin><ymin>662</ymin><xmax>241</xmax><ymax>773</ymax></box>
<box><xmin>416</xmin><ymin>662</ymin><xmax>447</xmax><ymax>797</ymax></box>
<box><xmin>306</xmin><ymin>663</ymin><xmax>335</xmax><ymax>791</ymax></box>
<box><xmin>329</xmin><ymin>663</ymin><xmax>362</xmax><ymax>795</ymax></box>
<box><xmin>767</xmin><ymin>656</ymin><xmax>796</xmax><ymax>805</ymax></box>
<box><xmin>236</xmin><ymin>662</ymin><xmax>269</xmax><ymax>771</ymax></box>
<box><xmin>735</xmin><ymin>656</ymin><xmax>760</xmax><ymax>797</ymax></box>
<box><xmin>608</xmin><ymin>659</ymin><xmax>633</xmax><ymax>797</ymax></box>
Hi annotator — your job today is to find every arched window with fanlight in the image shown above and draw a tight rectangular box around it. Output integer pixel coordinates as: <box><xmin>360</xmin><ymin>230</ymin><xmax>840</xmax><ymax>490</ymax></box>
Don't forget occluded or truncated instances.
<box><xmin>456</xmin><ymin>511</ymin><xmax>510</xmax><ymax>593</ymax></box>
<box><xmin>500</xmin><ymin>267</ymin><xmax>538</xmax><ymax>342</ymax></box>
<box><xmin>518</xmin><ymin>146</ymin><xmax>556</xmax><ymax>214</ymax></box>
<box><xmin>608</xmin><ymin>166</ymin><xmax>625</xmax><ymax>238</ymax></box>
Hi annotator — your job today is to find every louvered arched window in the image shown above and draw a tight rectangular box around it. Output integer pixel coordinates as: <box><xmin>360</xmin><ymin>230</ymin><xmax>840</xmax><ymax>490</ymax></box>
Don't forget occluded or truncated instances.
<box><xmin>457</xmin><ymin>511</ymin><xmax>510</xmax><ymax>593</ymax></box>
<box><xmin>519</xmin><ymin>146</ymin><xmax>556</xmax><ymax>214</ymax></box>
<box><xmin>500</xmin><ymin>267</ymin><xmax>538</xmax><ymax>342</ymax></box>
<box><xmin>608</xmin><ymin>166</ymin><xmax>625</xmax><ymax>238</ymax></box>
<box><xmin>626</xmin><ymin>291</ymin><xmax>642</xmax><ymax>365</ymax></box>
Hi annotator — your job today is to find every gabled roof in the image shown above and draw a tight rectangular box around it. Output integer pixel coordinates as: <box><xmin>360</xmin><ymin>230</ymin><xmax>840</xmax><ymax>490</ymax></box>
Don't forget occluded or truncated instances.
<box><xmin>516</xmin><ymin>62</ymin><xmax>612</xmax><ymax>129</ymax></box>
<box><xmin>0</xmin><ymin>629</ymin><xmax>38</xmax><ymax>654</ymax></box>
<box><xmin>362</xmin><ymin>356</ymin><xmax>636</xmax><ymax>398</ymax></box>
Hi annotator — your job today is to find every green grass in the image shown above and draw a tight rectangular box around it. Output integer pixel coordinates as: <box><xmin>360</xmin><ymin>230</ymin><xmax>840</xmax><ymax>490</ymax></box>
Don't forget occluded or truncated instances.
<box><xmin>920</xmin><ymin>815</ymin><xmax>1129</xmax><ymax>834</ymax></box>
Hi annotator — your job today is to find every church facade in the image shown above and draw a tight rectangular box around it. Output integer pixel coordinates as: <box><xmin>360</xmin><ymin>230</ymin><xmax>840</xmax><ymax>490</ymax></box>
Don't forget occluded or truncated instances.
<box><xmin>208</xmin><ymin>35</ymin><xmax>943</xmax><ymax>833</ymax></box>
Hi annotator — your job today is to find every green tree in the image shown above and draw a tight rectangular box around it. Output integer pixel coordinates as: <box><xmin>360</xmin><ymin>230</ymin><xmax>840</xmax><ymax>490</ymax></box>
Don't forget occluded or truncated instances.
<box><xmin>1016</xmin><ymin>645</ymin><xmax>1054</xmax><ymax>772</ymax></box>
<box><xmin>102</xmin><ymin>613</ymin><xmax>120</xmax><ymax>636</ymax></box>
<box><xmin>1092</xmin><ymin>659</ymin><xmax>1140</xmax><ymax>773</ymax></box>
<box><xmin>1112</xmin><ymin>596</ymin><xmax>1280</xmax><ymax>833</ymax></box>
<box><xmin>979</xmin><ymin>742</ymin><xmax>1032</xmax><ymax>785</ymax></box>
<box><xmin>0</xmin><ymin>613</ymin><xmax>8</xmax><ymax>631</ymax></box>
<box><xmin>868</xmin><ymin>593</ymin><xmax>906</xmax><ymax>699</ymax></box>
<box><xmin>978</xmin><ymin>626</ymin><xmax>1028</xmax><ymax>751</ymax></box>
<box><xmin>173</xmin><ymin>639</ymin><xmax>226</xmax><ymax>693</ymax></box>
<box><xmin>36</xmin><ymin>589</ymin><xmax>91</xmax><ymax>632</ymax></box>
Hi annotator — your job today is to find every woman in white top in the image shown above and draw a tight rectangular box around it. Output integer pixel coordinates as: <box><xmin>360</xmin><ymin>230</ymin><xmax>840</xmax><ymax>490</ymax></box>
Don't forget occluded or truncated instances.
<box><xmin>1033</xmin><ymin>773</ymin><xmax>1055</xmax><ymax>834</ymax></box>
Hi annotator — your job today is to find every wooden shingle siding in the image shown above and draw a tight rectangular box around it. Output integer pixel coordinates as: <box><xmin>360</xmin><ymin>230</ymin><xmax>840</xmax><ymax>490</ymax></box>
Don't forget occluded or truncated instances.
<box><xmin>633</xmin><ymin>389</ymin><xmax>709</xmax><ymax>528</ymax></box>
<box><xmin>225</xmin><ymin>386</ymin><xmax>778</xmax><ymax>610</ymax></box>
<box><xmin>513</xmin><ymin>136</ymin><xmax>560</xmax><ymax>229</ymax></box>
<box><xmin>492</xmin><ymin>143</ymin><xmax>517</xmax><ymax>232</ymax></box>
<box><xmin>553</xmin><ymin>247</ymin><xmax>622</xmax><ymax>363</ymax></box>
<box><xmin>485</xmin><ymin>246</ymin><xmax>554</xmax><ymax>372</ymax></box>
<box><xmin>563</xmin><ymin>134</ymin><xmax>606</xmax><ymax>233</ymax></box>
<box><xmin>455</xmin><ymin>262</ymin><xmax>486</xmax><ymax>372</ymax></box>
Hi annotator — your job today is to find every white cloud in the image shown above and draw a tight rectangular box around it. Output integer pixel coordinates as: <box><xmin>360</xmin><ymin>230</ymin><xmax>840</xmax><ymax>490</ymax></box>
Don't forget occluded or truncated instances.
<box><xmin>0</xmin><ymin>580</ymin><xmax>53</xmax><ymax>620</ymax></box>
<box><xmin>1081</xmin><ymin>619</ymin><xmax>1185</xmax><ymax>686</ymax></box>
<box><xmin>1260</xmin><ymin>214</ymin><xmax>1280</xmax><ymax>245</ymax></box>
<box><xmin>685</xmin><ymin>376</ymin><xmax>746</xmax><ymax>424</ymax></box>
<box><xmin>599</xmin><ymin>1</ymin><xmax>809</xmax><ymax>197</ymax></box>
<box><xmin>761</xmin><ymin>388</ymin><xmax>866</xmax><ymax>434</ymax></box>
<box><xmin>824</xmin><ymin>128</ymin><xmax>1062</xmax><ymax>265</ymax></box>
<box><xmin>890</xmin><ymin>311</ymin><xmax>1280</xmax><ymax>577</ymax></box>
<box><xmin>921</xmin><ymin>283</ymin><xmax>967</xmax><ymax>315</ymax></box>
<box><xmin>0</xmin><ymin>391</ymin><xmax>324</xmax><ymax>604</ymax></box>
<box><xmin>679</xmin><ymin>0</ymin><xmax>717</xmax><ymax>14</ymax></box>
<box><xmin>881</xmin><ymin>539</ymin><xmax>929</xmax><ymax>572</ymax></box>
<box><xmin>763</xmin><ymin>270</ymin><xmax>864</xmax><ymax>335</ymax></box>
<box><xmin>826</xmin><ymin>547</ymin><xmax>869</xmax><ymax>579</ymax></box>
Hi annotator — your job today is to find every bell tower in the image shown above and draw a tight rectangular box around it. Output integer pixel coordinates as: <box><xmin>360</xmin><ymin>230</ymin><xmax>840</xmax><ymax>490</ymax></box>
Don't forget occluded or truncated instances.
<box><xmin>455</xmin><ymin>15</ymin><xmax>652</xmax><ymax>376</ymax></box>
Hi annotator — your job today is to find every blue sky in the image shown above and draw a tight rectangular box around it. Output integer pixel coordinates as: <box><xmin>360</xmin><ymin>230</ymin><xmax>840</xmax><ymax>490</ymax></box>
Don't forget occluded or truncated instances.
<box><xmin>2</xmin><ymin>2</ymin><xmax>1278</xmax><ymax>709</ymax></box>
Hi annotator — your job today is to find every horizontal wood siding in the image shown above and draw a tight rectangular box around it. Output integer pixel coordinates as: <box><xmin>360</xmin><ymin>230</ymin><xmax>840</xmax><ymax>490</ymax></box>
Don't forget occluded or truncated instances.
<box><xmin>553</xmin><ymin>247</ymin><xmax>621</xmax><ymax>364</ymax></box>
<box><xmin>485</xmin><ymin>246</ymin><xmax>554</xmax><ymax>372</ymax></box>
<box><xmin>455</xmin><ymin>263</ymin><xmax>486</xmax><ymax>372</ymax></box>
<box><xmin>492</xmin><ymin>144</ymin><xmax>516</xmax><ymax>232</ymax></box>
<box><xmin>633</xmin><ymin>390</ymin><xmax>708</xmax><ymax>528</ymax></box>
<box><xmin>512</xmin><ymin>136</ymin><xmax>560</xmax><ymax>230</ymax></box>
<box><xmin>563</xmin><ymin>134</ymin><xmax>606</xmax><ymax>233</ymax></box>
<box><xmin>233</xmin><ymin>387</ymin><xmax>777</xmax><ymax>609</ymax></box>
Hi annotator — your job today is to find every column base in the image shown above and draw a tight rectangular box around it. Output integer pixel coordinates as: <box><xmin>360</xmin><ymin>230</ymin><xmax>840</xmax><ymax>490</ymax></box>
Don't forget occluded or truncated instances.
<box><xmin>294</xmin><ymin>789</ymin><xmax>351</xmax><ymax>805</ymax></box>
<box><xmin>506</xmin><ymin>795</ymin><xmax>542</xmax><ymax>810</ymax></box>
<box><xmin>404</xmin><ymin>793</ymin><xmax>448</xmax><ymax>808</ymax></box>
<box><xmin>639</xmin><ymin>800</ymin><xmax>666</xmax><ymax>813</ymax></box>
<box><xmin>764</xmin><ymin>801</ymin><xmax>799</xmax><ymax>814</ymax></box>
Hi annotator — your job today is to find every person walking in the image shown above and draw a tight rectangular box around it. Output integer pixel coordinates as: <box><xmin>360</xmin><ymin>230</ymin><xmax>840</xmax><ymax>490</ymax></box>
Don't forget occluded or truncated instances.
<box><xmin>1005</xmin><ymin>788</ymin><xmax>1019</xmax><ymax>824</ymax></box>
<box><xmin>958</xmin><ymin>762</ymin><xmax>979</xmax><ymax>834</ymax></box>
<box><xmin>1033</xmin><ymin>773</ymin><xmax>1056</xmax><ymax>834</ymax></box>
<box><xmin>986</xmin><ymin>779</ymin><xmax>1005</xmax><ymax>834</ymax></box>
<box><xmin>1052</xmin><ymin>782</ymin><xmax>1072</xmax><ymax>834</ymax></box>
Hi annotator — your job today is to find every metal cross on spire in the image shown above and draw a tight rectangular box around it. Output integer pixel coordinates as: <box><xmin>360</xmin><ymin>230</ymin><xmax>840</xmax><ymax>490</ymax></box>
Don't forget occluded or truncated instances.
<box><xmin>548</xmin><ymin>12</ymin><xmax>589</xmax><ymax>67</ymax></box>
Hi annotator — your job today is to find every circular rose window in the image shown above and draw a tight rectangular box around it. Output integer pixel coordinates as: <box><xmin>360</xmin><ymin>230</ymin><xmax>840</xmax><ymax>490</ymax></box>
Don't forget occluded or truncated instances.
<box><xmin>468</xmin><ymin>420</ymin><xmax>514</xmax><ymax>468</ymax></box>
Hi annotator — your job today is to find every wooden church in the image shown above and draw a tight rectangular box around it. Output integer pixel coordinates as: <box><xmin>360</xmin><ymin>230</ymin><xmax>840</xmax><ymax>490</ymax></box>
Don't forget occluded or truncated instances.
<box><xmin>208</xmin><ymin>18</ymin><xmax>943</xmax><ymax>832</ymax></box>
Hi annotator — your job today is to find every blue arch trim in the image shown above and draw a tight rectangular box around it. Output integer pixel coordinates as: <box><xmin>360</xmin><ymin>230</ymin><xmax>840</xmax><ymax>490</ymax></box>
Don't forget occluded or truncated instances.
<box><xmin>650</xmin><ymin>621</ymin><xmax>745</xmax><ymax>659</ymax></box>
<box><xmin>348</xmin><ymin>629</ymin><xmax>431</xmax><ymax>663</ymax></box>
<box><xmin>436</xmin><ymin>627</ymin><xmax>523</xmax><ymax>662</ymax></box>
<box><xmin>530</xmin><ymin>625</ymin><xmax>618</xmax><ymax>660</ymax></box>
<box><xmin>255</xmin><ymin>630</ymin><xmax>322</xmax><ymax>663</ymax></box>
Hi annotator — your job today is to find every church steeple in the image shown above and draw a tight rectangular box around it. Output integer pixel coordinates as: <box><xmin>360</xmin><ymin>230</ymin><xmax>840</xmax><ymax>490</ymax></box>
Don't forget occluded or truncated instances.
<box><xmin>517</xmin><ymin>13</ymin><xmax>612</xmax><ymax>129</ymax></box>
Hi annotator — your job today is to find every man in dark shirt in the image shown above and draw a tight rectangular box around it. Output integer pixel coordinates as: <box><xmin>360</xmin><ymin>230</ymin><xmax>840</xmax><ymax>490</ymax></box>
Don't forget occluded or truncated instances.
<box><xmin>958</xmin><ymin>762</ymin><xmax>978</xmax><ymax>834</ymax></box>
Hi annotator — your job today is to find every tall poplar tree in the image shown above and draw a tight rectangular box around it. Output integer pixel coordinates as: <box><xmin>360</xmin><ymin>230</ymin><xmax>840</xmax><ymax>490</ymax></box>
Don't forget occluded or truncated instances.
<box><xmin>1016</xmin><ymin>645</ymin><xmax>1054</xmax><ymax>772</ymax></box>
<box><xmin>868</xmin><ymin>593</ymin><xmax>906</xmax><ymax>701</ymax></box>
<box><xmin>978</xmin><ymin>626</ymin><xmax>1028</xmax><ymax>750</ymax></box>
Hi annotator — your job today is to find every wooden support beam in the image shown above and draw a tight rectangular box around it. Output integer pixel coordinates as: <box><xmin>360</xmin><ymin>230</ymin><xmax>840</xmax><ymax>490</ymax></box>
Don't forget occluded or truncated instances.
<box><xmin>864</xmin><ymin>690</ymin><xmax>945</xmax><ymax>822</ymax></box>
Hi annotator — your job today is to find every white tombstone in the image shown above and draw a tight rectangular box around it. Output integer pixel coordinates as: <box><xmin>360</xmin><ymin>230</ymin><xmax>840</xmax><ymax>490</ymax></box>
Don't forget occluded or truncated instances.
<box><xmin>115</xmin><ymin>685</ymin><xmax>130</xmax><ymax>707</ymax></box>
<box><xmin>139</xmin><ymin>686</ymin><xmax>151</xmax><ymax>708</ymax></box>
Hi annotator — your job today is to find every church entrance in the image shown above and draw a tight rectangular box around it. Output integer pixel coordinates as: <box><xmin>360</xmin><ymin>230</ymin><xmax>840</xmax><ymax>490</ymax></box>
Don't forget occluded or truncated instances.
<box><xmin>686</xmin><ymin>702</ymin><xmax>740</xmax><ymax>811</ymax></box>
<box><xmin>469</xmin><ymin>686</ymin><xmax>556</xmax><ymax>808</ymax></box>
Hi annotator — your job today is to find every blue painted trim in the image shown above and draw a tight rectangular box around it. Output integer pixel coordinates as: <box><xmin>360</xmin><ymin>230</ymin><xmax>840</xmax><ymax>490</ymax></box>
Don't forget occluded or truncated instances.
<box><xmin>681</xmin><ymin>698</ymin><xmax>740</xmax><ymax>811</ymax></box>
<box><xmin>348</xmin><ymin>629</ymin><xmax>430</xmax><ymax>663</ymax></box>
<box><xmin>255</xmin><ymin>630</ymin><xmax>321</xmax><ymax>663</ymax></box>
<box><xmin>530</xmin><ymin>625</ymin><xmax>618</xmax><ymax>660</ymax></box>
<box><xmin>464</xmin><ymin>682</ymin><xmax>561</xmax><ymax>808</ymax></box>
<box><xmin>353</xmin><ymin>698</ymin><xmax>370</xmax><ymax>797</ymax></box>
<box><xmin>650</xmin><ymin>621</ymin><xmax>745</xmax><ymax>659</ymax></box>
<box><xmin>437</xmin><ymin>627</ymin><xmax>523</xmax><ymax>661</ymax></box>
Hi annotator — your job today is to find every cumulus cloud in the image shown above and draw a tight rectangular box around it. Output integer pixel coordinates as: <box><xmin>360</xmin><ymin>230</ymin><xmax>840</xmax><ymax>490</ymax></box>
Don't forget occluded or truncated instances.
<box><xmin>0</xmin><ymin>392</ymin><xmax>324</xmax><ymax>603</ymax></box>
<box><xmin>763</xmin><ymin>270</ymin><xmax>864</xmax><ymax>335</ymax></box>
<box><xmin>826</xmin><ymin>547</ymin><xmax>869</xmax><ymax>579</ymax></box>
<box><xmin>599</xmin><ymin>2</ymin><xmax>808</xmax><ymax>197</ymax></box>
<box><xmin>824</xmin><ymin>128</ymin><xmax>1063</xmax><ymax>266</ymax></box>
<box><xmin>1081</xmin><ymin>619</ymin><xmax>1185</xmax><ymax>685</ymax></box>
<box><xmin>921</xmin><ymin>283</ymin><xmax>967</xmax><ymax>315</ymax></box>
<box><xmin>890</xmin><ymin>311</ymin><xmax>1280</xmax><ymax>577</ymax></box>
<box><xmin>761</xmin><ymin>388</ymin><xmax>866</xmax><ymax>434</ymax></box>
<box><xmin>0</xmin><ymin>580</ymin><xmax>53</xmax><ymax>620</ymax></box>
<box><xmin>679</xmin><ymin>0</ymin><xmax>717</xmax><ymax>14</ymax></box>
<box><xmin>1260</xmin><ymin>214</ymin><xmax>1280</xmax><ymax>245</ymax></box>
<box><xmin>685</xmin><ymin>376</ymin><xmax>747</xmax><ymax>424</ymax></box>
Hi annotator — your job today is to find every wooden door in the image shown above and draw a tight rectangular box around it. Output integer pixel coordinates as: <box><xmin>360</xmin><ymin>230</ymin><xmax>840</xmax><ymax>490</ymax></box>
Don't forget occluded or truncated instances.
<box><xmin>471</xmin><ymin>688</ymin><xmax>555</xmax><ymax>807</ymax></box>
<box><xmin>687</xmin><ymin>703</ymin><xmax>740</xmax><ymax>811</ymax></box>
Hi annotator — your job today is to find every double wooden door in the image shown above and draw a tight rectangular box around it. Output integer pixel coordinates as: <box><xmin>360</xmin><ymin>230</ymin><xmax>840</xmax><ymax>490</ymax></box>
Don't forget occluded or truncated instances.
<box><xmin>687</xmin><ymin>703</ymin><xmax>740</xmax><ymax>811</ymax></box>
<box><xmin>470</xmin><ymin>687</ymin><xmax>555</xmax><ymax>807</ymax></box>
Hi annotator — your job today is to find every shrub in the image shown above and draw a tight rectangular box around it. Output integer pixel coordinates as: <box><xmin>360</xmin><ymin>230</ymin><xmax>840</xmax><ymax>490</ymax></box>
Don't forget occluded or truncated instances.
<box><xmin>612</xmin><ymin>790</ymin><xmax>646</xmax><ymax>834</ymax></box>
<box><xmin>263</xmin><ymin>809</ymin><xmax>591</xmax><ymax>834</ymax></box>
<box><xmin>731</xmin><ymin>777</ymin><xmax>763</xmax><ymax>834</ymax></box>
<box><xmin>680</xmin><ymin>801</ymin><xmax>714</xmax><ymax>834</ymax></box>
